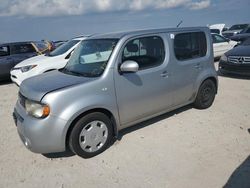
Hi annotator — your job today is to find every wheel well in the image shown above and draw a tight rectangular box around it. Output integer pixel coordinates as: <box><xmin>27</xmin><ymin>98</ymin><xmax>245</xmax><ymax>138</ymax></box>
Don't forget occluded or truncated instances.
<box><xmin>203</xmin><ymin>77</ymin><xmax>218</xmax><ymax>93</ymax></box>
<box><xmin>65</xmin><ymin>108</ymin><xmax>117</xmax><ymax>150</ymax></box>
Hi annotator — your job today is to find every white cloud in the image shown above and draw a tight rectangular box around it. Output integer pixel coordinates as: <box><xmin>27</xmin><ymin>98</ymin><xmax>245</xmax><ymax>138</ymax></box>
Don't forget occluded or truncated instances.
<box><xmin>188</xmin><ymin>0</ymin><xmax>210</xmax><ymax>10</ymax></box>
<box><xmin>0</xmin><ymin>0</ymin><xmax>211</xmax><ymax>17</ymax></box>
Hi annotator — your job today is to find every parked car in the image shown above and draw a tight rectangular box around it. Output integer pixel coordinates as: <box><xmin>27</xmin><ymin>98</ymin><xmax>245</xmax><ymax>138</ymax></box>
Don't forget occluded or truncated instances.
<box><xmin>230</xmin><ymin>25</ymin><xmax>250</xmax><ymax>43</ymax></box>
<box><xmin>219</xmin><ymin>38</ymin><xmax>250</xmax><ymax>76</ymax></box>
<box><xmin>210</xmin><ymin>24</ymin><xmax>227</xmax><ymax>35</ymax></box>
<box><xmin>222</xmin><ymin>24</ymin><xmax>249</xmax><ymax>39</ymax></box>
<box><xmin>11</xmin><ymin>37</ymin><xmax>86</xmax><ymax>86</ymax></box>
<box><xmin>211</xmin><ymin>33</ymin><xmax>237</xmax><ymax>59</ymax></box>
<box><xmin>13</xmin><ymin>27</ymin><xmax>218</xmax><ymax>158</ymax></box>
<box><xmin>0</xmin><ymin>42</ymin><xmax>40</xmax><ymax>81</ymax></box>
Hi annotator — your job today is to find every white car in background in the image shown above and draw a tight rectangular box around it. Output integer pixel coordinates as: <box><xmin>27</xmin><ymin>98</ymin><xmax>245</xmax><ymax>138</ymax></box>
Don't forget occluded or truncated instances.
<box><xmin>209</xmin><ymin>24</ymin><xmax>227</xmax><ymax>35</ymax></box>
<box><xmin>11</xmin><ymin>36</ymin><xmax>86</xmax><ymax>86</ymax></box>
<box><xmin>211</xmin><ymin>33</ymin><xmax>237</xmax><ymax>59</ymax></box>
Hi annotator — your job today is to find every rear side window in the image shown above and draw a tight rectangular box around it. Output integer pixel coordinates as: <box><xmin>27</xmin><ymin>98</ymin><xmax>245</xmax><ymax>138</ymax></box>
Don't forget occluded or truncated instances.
<box><xmin>122</xmin><ymin>36</ymin><xmax>165</xmax><ymax>70</ymax></box>
<box><xmin>174</xmin><ymin>32</ymin><xmax>207</xmax><ymax>61</ymax></box>
<box><xmin>0</xmin><ymin>46</ymin><xmax>10</xmax><ymax>57</ymax></box>
<box><xmin>11</xmin><ymin>44</ymin><xmax>36</xmax><ymax>54</ymax></box>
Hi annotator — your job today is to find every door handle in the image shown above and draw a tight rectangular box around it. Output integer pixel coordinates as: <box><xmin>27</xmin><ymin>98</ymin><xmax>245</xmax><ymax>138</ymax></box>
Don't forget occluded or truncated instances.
<box><xmin>194</xmin><ymin>63</ymin><xmax>201</xmax><ymax>69</ymax></box>
<box><xmin>160</xmin><ymin>71</ymin><xmax>169</xmax><ymax>78</ymax></box>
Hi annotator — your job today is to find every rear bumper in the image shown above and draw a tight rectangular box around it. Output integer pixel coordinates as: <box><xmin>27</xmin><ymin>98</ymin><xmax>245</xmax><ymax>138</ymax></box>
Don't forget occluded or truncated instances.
<box><xmin>13</xmin><ymin>100</ymin><xmax>68</xmax><ymax>154</ymax></box>
<box><xmin>219</xmin><ymin>60</ymin><xmax>250</xmax><ymax>76</ymax></box>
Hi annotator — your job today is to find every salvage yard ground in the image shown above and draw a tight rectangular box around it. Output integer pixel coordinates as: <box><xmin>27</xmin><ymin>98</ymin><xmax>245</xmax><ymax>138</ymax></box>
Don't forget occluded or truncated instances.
<box><xmin>0</xmin><ymin>63</ymin><xmax>250</xmax><ymax>188</ymax></box>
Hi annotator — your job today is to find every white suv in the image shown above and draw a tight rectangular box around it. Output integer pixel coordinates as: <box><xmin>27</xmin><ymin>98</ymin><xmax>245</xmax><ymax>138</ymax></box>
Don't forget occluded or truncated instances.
<box><xmin>11</xmin><ymin>36</ymin><xmax>86</xmax><ymax>86</ymax></box>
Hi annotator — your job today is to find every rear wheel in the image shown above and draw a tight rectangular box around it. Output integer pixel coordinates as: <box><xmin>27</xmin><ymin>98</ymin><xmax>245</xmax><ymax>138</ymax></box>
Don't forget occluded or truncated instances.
<box><xmin>194</xmin><ymin>79</ymin><xmax>216</xmax><ymax>109</ymax></box>
<box><xmin>69</xmin><ymin>112</ymin><xmax>113</xmax><ymax>158</ymax></box>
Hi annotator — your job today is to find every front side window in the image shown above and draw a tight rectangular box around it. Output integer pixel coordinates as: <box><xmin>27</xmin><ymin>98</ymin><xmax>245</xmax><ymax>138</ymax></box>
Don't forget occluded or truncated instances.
<box><xmin>47</xmin><ymin>40</ymin><xmax>79</xmax><ymax>57</ymax></box>
<box><xmin>11</xmin><ymin>44</ymin><xmax>36</xmax><ymax>54</ymax></box>
<box><xmin>212</xmin><ymin>34</ymin><xmax>227</xmax><ymax>43</ymax></box>
<box><xmin>122</xmin><ymin>36</ymin><xmax>165</xmax><ymax>70</ymax></box>
<box><xmin>62</xmin><ymin>39</ymin><xmax>118</xmax><ymax>77</ymax></box>
<box><xmin>0</xmin><ymin>46</ymin><xmax>10</xmax><ymax>57</ymax></box>
<box><xmin>174</xmin><ymin>32</ymin><xmax>207</xmax><ymax>61</ymax></box>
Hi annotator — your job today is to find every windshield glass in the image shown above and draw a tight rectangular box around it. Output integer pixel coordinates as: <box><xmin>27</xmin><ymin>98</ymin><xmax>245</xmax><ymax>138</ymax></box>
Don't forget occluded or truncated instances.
<box><xmin>240</xmin><ymin>27</ymin><xmax>250</xmax><ymax>34</ymax></box>
<box><xmin>61</xmin><ymin>39</ymin><xmax>119</xmax><ymax>77</ymax></box>
<box><xmin>210</xmin><ymin>29</ymin><xmax>220</xmax><ymax>34</ymax></box>
<box><xmin>47</xmin><ymin>40</ymin><xmax>79</xmax><ymax>57</ymax></box>
<box><xmin>229</xmin><ymin>24</ymin><xmax>248</xmax><ymax>30</ymax></box>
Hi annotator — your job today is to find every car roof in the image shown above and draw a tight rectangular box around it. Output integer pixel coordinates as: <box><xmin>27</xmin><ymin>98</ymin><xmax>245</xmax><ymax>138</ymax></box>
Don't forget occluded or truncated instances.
<box><xmin>88</xmin><ymin>27</ymin><xmax>209</xmax><ymax>40</ymax></box>
<box><xmin>0</xmin><ymin>41</ymin><xmax>33</xmax><ymax>47</ymax></box>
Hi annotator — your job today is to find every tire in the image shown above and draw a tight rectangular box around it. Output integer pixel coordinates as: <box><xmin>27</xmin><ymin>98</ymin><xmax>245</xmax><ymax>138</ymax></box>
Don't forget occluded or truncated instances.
<box><xmin>194</xmin><ymin>79</ymin><xmax>216</xmax><ymax>109</ymax></box>
<box><xmin>69</xmin><ymin>112</ymin><xmax>113</xmax><ymax>158</ymax></box>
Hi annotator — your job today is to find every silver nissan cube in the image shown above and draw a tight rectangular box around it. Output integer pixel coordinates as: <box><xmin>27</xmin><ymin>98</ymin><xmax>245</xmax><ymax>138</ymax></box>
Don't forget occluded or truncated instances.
<box><xmin>13</xmin><ymin>27</ymin><xmax>218</xmax><ymax>158</ymax></box>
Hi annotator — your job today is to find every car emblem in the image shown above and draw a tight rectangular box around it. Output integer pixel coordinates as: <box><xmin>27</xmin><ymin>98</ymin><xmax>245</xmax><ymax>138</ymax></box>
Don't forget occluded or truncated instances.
<box><xmin>238</xmin><ymin>57</ymin><xmax>244</xmax><ymax>64</ymax></box>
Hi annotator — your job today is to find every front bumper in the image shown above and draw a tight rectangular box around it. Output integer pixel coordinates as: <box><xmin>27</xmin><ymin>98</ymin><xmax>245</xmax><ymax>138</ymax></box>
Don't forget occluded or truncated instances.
<box><xmin>219</xmin><ymin>60</ymin><xmax>250</xmax><ymax>76</ymax></box>
<box><xmin>13</xmin><ymin>99</ymin><xmax>68</xmax><ymax>154</ymax></box>
<box><xmin>10</xmin><ymin>69</ymin><xmax>23</xmax><ymax>86</ymax></box>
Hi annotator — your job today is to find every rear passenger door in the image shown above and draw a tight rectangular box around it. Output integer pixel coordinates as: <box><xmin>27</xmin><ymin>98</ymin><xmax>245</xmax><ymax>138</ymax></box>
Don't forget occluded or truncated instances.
<box><xmin>172</xmin><ymin>31</ymin><xmax>207</xmax><ymax>106</ymax></box>
<box><xmin>115</xmin><ymin>35</ymin><xmax>174</xmax><ymax>126</ymax></box>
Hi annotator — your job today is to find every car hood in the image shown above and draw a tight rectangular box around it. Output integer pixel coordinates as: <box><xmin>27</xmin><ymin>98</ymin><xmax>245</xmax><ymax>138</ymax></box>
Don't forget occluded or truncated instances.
<box><xmin>225</xmin><ymin>45</ymin><xmax>250</xmax><ymax>57</ymax></box>
<box><xmin>15</xmin><ymin>54</ymin><xmax>49</xmax><ymax>67</ymax></box>
<box><xmin>20</xmin><ymin>70</ymin><xmax>96</xmax><ymax>101</ymax></box>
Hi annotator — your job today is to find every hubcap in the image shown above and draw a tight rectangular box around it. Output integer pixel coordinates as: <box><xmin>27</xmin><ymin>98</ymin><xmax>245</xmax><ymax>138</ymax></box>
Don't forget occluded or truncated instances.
<box><xmin>202</xmin><ymin>86</ymin><xmax>212</xmax><ymax>103</ymax></box>
<box><xmin>79</xmin><ymin>121</ymin><xmax>108</xmax><ymax>153</ymax></box>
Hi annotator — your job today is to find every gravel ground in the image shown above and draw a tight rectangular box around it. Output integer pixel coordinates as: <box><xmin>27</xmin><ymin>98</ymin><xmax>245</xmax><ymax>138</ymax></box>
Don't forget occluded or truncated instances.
<box><xmin>0</xmin><ymin>63</ymin><xmax>250</xmax><ymax>188</ymax></box>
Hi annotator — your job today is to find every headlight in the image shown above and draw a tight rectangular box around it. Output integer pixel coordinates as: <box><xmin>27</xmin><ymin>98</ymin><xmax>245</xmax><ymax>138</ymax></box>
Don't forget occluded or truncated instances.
<box><xmin>220</xmin><ymin>54</ymin><xmax>228</xmax><ymax>62</ymax></box>
<box><xmin>25</xmin><ymin>99</ymin><xmax>50</xmax><ymax>118</ymax></box>
<box><xmin>21</xmin><ymin>65</ymin><xmax>37</xmax><ymax>72</ymax></box>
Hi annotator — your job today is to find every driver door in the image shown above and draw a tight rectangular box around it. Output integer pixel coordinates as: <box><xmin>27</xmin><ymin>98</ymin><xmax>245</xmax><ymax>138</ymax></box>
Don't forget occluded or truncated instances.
<box><xmin>114</xmin><ymin>35</ymin><xmax>174</xmax><ymax>126</ymax></box>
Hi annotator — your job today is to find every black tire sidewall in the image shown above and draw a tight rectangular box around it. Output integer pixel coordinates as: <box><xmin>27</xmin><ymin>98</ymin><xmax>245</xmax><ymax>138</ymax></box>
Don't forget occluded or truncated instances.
<box><xmin>69</xmin><ymin>112</ymin><xmax>113</xmax><ymax>158</ymax></box>
<box><xmin>194</xmin><ymin>79</ymin><xmax>216</xmax><ymax>109</ymax></box>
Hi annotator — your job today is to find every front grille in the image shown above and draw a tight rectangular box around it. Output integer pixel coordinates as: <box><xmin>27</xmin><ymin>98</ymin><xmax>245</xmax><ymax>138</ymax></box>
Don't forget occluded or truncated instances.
<box><xmin>228</xmin><ymin>56</ymin><xmax>250</xmax><ymax>64</ymax></box>
<box><xmin>18</xmin><ymin>92</ymin><xmax>26</xmax><ymax>108</ymax></box>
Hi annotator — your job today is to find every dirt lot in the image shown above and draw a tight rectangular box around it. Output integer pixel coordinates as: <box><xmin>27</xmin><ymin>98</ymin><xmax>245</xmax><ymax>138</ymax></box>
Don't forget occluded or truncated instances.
<box><xmin>0</xmin><ymin>63</ymin><xmax>250</xmax><ymax>188</ymax></box>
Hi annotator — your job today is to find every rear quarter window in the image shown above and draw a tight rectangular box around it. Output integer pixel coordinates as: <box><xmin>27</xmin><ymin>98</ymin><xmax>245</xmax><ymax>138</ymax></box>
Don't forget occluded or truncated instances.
<box><xmin>174</xmin><ymin>32</ymin><xmax>207</xmax><ymax>61</ymax></box>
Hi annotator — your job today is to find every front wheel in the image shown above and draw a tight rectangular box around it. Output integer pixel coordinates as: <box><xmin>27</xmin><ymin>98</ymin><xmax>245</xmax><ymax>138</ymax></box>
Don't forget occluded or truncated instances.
<box><xmin>194</xmin><ymin>79</ymin><xmax>216</xmax><ymax>109</ymax></box>
<box><xmin>69</xmin><ymin>112</ymin><xmax>113</xmax><ymax>158</ymax></box>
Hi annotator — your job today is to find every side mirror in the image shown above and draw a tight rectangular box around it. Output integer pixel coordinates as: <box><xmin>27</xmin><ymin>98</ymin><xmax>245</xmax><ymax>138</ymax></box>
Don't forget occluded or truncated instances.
<box><xmin>120</xmin><ymin>60</ymin><xmax>139</xmax><ymax>73</ymax></box>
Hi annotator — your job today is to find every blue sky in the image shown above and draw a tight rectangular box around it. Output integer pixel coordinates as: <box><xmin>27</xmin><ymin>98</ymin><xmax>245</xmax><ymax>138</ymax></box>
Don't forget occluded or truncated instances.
<box><xmin>0</xmin><ymin>0</ymin><xmax>249</xmax><ymax>42</ymax></box>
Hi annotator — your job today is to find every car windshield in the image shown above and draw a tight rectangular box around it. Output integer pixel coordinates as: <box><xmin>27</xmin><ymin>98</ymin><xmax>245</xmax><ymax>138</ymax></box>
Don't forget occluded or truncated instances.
<box><xmin>61</xmin><ymin>39</ymin><xmax>119</xmax><ymax>77</ymax></box>
<box><xmin>241</xmin><ymin>38</ymin><xmax>250</xmax><ymax>46</ymax></box>
<box><xmin>47</xmin><ymin>39</ymin><xmax>80</xmax><ymax>57</ymax></box>
<box><xmin>229</xmin><ymin>24</ymin><xmax>248</xmax><ymax>30</ymax></box>
<box><xmin>210</xmin><ymin>29</ymin><xmax>220</xmax><ymax>34</ymax></box>
<box><xmin>240</xmin><ymin>27</ymin><xmax>250</xmax><ymax>34</ymax></box>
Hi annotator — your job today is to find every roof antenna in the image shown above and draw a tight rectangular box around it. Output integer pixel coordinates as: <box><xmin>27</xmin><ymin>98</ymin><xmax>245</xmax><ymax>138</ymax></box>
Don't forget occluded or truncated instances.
<box><xmin>177</xmin><ymin>20</ymin><xmax>183</xmax><ymax>28</ymax></box>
